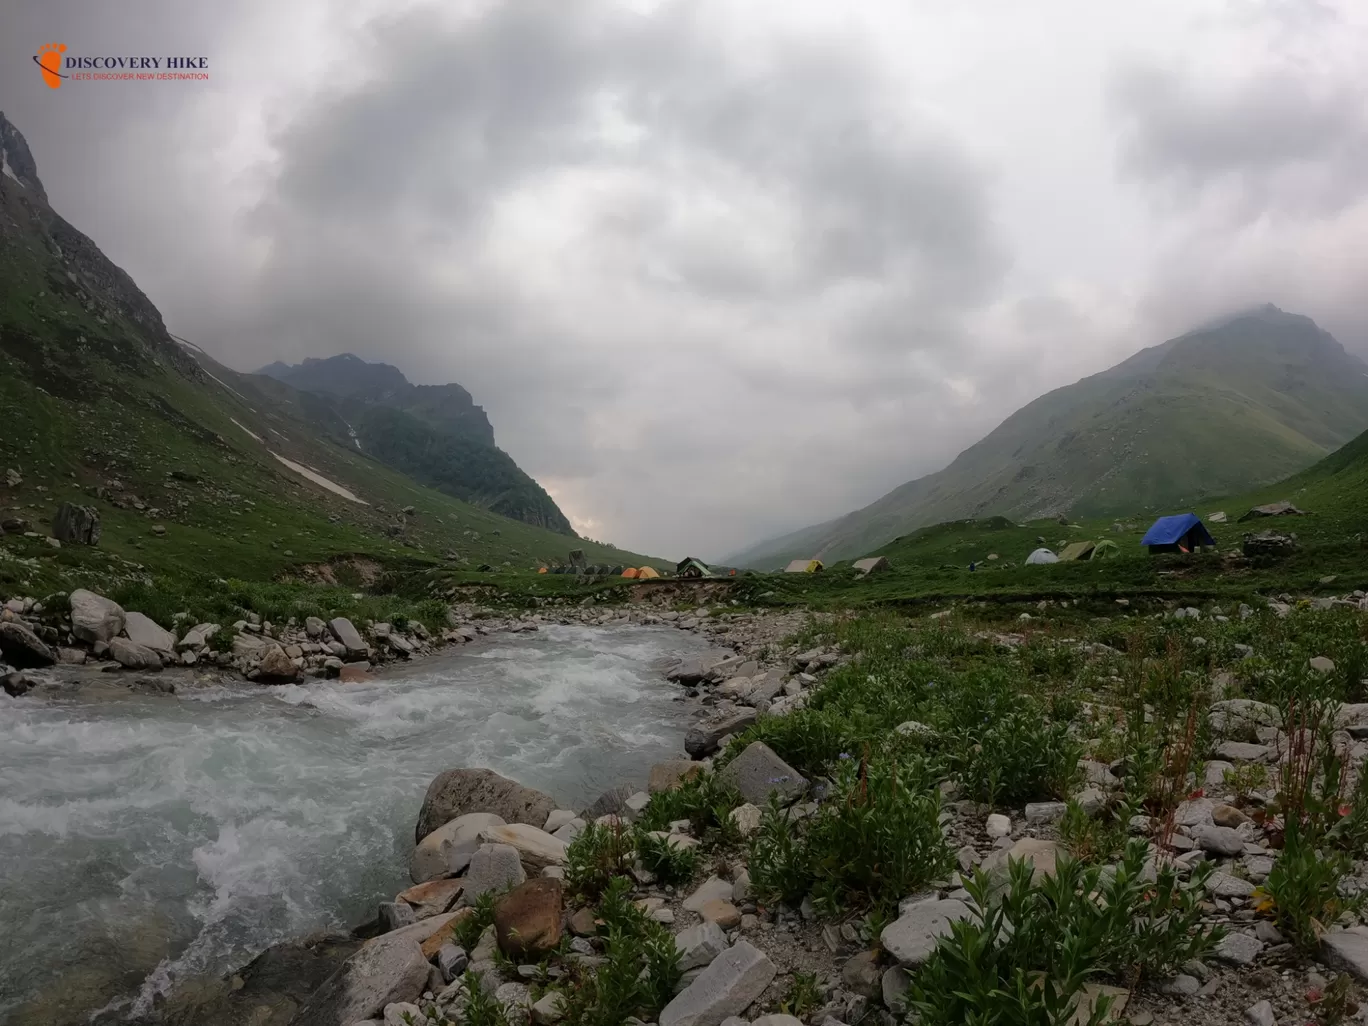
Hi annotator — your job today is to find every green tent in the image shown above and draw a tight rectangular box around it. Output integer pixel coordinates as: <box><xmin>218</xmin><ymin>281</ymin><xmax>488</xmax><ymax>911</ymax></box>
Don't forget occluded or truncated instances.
<box><xmin>1091</xmin><ymin>539</ymin><xmax>1120</xmax><ymax>559</ymax></box>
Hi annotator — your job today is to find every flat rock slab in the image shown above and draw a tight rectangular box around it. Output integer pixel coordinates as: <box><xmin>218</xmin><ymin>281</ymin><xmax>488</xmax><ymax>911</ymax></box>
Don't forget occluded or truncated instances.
<box><xmin>981</xmin><ymin>838</ymin><xmax>1061</xmax><ymax>889</ymax></box>
<box><xmin>479</xmin><ymin>823</ymin><xmax>568</xmax><ymax>872</ymax></box>
<box><xmin>123</xmin><ymin>611</ymin><xmax>177</xmax><ymax>654</ymax></box>
<box><xmin>415</xmin><ymin>768</ymin><xmax>556</xmax><ymax>842</ymax></box>
<box><xmin>411</xmin><ymin>812</ymin><xmax>506</xmax><ymax>883</ymax></box>
<box><xmin>685</xmin><ymin>710</ymin><xmax>759</xmax><ymax>758</ymax></box>
<box><xmin>660</xmin><ymin>939</ymin><xmax>776</xmax><ymax>1026</ymax></box>
<box><xmin>683</xmin><ymin>875</ymin><xmax>735</xmax><ymax>912</ymax></box>
<box><xmin>1322</xmin><ymin>926</ymin><xmax>1368</xmax><ymax>982</ymax></box>
<box><xmin>109</xmin><ymin>637</ymin><xmax>163</xmax><ymax>670</ymax></box>
<box><xmin>717</xmin><ymin>741</ymin><xmax>807</xmax><ymax>806</ymax></box>
<box><xmin>1214</xmin><ymin>741</ymin><xmax>1273</xmax><ymax>763</ymax></box>
<box><xmin>675</xmin><ymin>922</ymin><xmax>729</xmax><ymax>971</ymax></box>
<box><xmin>880</xmin><ymin>898</ymin><xmax>971</xmax><ymax>967</ymax></box>
<box><xmin>0</xmin><ymin>621</ymin><xmax>55</xmax><ymax>668</ymax></box>
<box><xmin>1212</xmin><ymin>931</ymin><xmax>1264</xmax><ymax>966</ymax></box>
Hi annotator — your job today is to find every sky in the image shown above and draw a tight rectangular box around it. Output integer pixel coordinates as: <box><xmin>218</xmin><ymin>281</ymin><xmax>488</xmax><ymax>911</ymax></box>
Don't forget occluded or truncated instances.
<box><xmin>5</xmin><ymin>0</ymin><xmax>1368</xmax><ymax>560</ymax></box>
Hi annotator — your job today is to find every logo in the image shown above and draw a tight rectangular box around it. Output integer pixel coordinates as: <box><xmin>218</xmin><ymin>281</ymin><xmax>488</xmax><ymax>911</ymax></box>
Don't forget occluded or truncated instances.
<box><xmin>31</xmin><ymin>44</ymin><xmax>209</xmax><ymax>86</ymax></box>
<box><xmin>34</xmin><ymin>43</ymin><xmax>68</xmax><ymax>89</ymax></box>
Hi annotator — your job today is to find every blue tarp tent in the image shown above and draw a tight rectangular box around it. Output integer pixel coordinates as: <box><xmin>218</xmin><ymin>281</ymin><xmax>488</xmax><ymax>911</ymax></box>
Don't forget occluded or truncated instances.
<box><xmin>1140</xmin><ymin>513</ymin><xmax>1216</xmax><ymax>554</ymax></box>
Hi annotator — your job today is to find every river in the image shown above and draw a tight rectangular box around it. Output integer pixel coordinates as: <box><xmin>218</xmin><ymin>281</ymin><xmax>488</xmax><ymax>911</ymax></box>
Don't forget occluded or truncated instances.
<box><xmin>0</xmin><ymin>623</ymin><xmax>715</xmax><ymax>1023</ymax></box>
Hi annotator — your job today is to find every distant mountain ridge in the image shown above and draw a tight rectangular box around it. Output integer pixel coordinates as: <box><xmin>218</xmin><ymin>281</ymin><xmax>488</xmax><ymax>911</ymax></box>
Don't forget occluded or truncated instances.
<box><xmin>727</xmin><ymin>305</ymin><xmax>1368</xmax><ymax>568</ymax></box>
<box><xmin>257</xmin><ymin>354</ymin><xmax>573</xmax><ymax>534</ymax></box>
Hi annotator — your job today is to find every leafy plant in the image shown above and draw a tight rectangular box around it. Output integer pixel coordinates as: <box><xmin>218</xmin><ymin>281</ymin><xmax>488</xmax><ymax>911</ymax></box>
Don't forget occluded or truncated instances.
<box><xmin>1255</xmin><ymin>825</ymin><xmax>1360</xmax><ymax>951</ymax></box>
<box><xmin>1223</xmin><ymin>762</ymin><xmax>1269</xmax><ymax>804</ymax></box>
<box><xmin>634</xmin><ymin>831</ymin><xmax>700</xmax><ymax>887</ymax></box>
<box><xmin>1309</xmin><ymin>973</ymin><xmax>1361</xmax><ymax>1025</ymax></box>
<box><xmin>460</xmin><ymin>971</ymin><xmax>513</xmax><ymax>1026</ymax></box>
<box><xmin>453</xmin><ymin>889</ymin><xmax>499</xmax><ymax>951</ymax></box>
<box><xmin>778</xmin><ymin>971</ymin><xmax>822</xmax><ymax>1018</ymax></box>
<box><xmin>565</xmin><ymin>820</ymin><xmax>636</xmax><ymax>899</ymax></box>
<box><xmin>1058</xmin><ymin>797</ymin><xmax>1135</xmax><ymax>864</ymax></box>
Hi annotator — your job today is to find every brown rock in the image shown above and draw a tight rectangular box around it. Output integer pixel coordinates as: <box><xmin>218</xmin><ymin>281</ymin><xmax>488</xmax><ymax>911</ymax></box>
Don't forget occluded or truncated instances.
<box><xmin>568</xmin><ymin>907</ymin><xmax>598</xmax><ymax>937</ymax></box>
<box><xmin>1212</xmin><ymin>803</ymin><xmax>1250</xmax><ymax>828</ymax></box>
<box><xmin>415</xmin><ymin>768</ymin><xmax>557</xmax><ymax>843</ymax></box>
<box><xmin>397</xmin><ymin>878</ymin><xmax>463</xmax><ymax>918</ymax></box>
<box><xmin>418</xmin><ymin>909</ymin><xmax>473</xmax><ymax>960</ymax></box>
<box><xmin>698</xmin><ymin>899</ymin><xmax>741</xmax><ymax>929</ymax></box>
<box><xmin>649</xmin><ymin>760</ymin><xmax>703</xmax><ymax>793</ymax></box>
<box><xmin>494</xmin><ymin>878</ymin><xmax>564</xmax><ymax>959</ymax></box>
<box><xmin>338</xmin><ymin>663</ymin><xmax>371</xmax><ymax>682</ymax></box>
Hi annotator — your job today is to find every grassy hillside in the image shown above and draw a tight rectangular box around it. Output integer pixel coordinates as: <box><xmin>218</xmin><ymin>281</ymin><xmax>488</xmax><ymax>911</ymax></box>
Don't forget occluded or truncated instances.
<box><xmin>729</xmin><ymin>305</ymin><xmax>1368</xmax><ymax>568</ymax></box>
<box><xmin>0</xmin><ymin>111</ymin><xmax>659</xmax><ymax>608</ymax></box>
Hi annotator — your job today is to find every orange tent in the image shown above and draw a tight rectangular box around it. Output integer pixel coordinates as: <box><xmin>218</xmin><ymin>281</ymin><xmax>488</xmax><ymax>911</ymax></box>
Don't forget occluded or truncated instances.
<box><xmin>538</xmin><ymin>567</ymin><xmax>548</xmax><ymax>574</ymax></box>
<box><xmin>636</xmin><ymin>565</ymin><xmax>660</xmax><ymax>580</ymax></box>
<box><xmin>621</xmin><ymin>567</ymin><xmax>640</xmax><ymax>578</ymax></box>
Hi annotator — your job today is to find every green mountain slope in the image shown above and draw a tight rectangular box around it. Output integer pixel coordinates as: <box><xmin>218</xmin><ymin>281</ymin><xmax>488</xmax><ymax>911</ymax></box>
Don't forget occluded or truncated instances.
<box><xmin>255</xmin><ymin>354</ymin><xmax>574</xmax><ymax>533</ymax></box>
<box><xmin>728</xmin><ymin>306</ymin><xmax>1368</xmax><ymax>568</ymax></box>
<box><xmin>0</xmin><ymin>110</ymin><xmax>655</xmax><ymax>598</ymax></box>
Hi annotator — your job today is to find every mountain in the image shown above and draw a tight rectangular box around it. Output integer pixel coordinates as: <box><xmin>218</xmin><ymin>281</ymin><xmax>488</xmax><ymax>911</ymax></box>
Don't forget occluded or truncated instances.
<box><xmin>256</xmin><ymin>354</ymin><xmax>572</xmax><ymax>533</ymax></box>
<box><xmin>0</xmin><ymin>110</ymin><xmax>655</xmax><ymax>595</ymax></box>
<box><xmin>728</xmin><ymin>306</ymin><xmax>1368</xmax><ymax>568</ymax></box>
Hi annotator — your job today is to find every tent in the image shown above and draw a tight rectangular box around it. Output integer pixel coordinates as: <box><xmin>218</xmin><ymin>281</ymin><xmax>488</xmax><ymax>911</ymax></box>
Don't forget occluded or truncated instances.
<box><xmin>537</xmin><ymin>566</ymin><xmax>548</xmax><ymax>574</ymax></box>
<box><xmin>676</xmin><ymin>557</ymin><xmax>711</xmax><ymax>578</ymax></box>
<box><xmin>852</xmin><ymin>556</ymin><xmax>890</xmax><ymax>575</ymax></box>
<box><xmin>1058</xmin><ymin>541</ymin><xmax>1096</xmax><ymax>562</ymax></box>
<box><xmin>1091</xmin><ymin>539</ymin><xmax>1120</xmax><ymax>559</ymax></box>
<box><xmin>1238</xmin><ymin>501</ymin><xmax>1305</xmax><ymax>522</ymax></box>
<box><xmin>621</xmin><ymin>567</ymin><xmax>640</xmax><ymax>579</ymax></box>
<box><xmin>784</xmin><ymin>559</ymin><xmax>824</xmax><ymax>573</ymax></box>
<box><xmin>636</xmin><ymin>565</ymin><xmax>660</xmax><ymax>580</ymax></box>
<box><xmin>1140</xmin><ymin>513</ymin><xmax>1216</xmax><ymax>554</ymax></box>
<box><xmin>609</xmin><ymin>566</ymin><xmax>624</xmax><ymax>575</ymax></box>
<box><xmin>1026</xmin><ymin>548</ymin><xmax>1058</xmax><ymax>565</ymax></box>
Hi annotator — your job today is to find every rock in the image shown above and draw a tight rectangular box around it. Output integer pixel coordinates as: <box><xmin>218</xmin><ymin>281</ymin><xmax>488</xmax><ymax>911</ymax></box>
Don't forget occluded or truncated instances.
<box><xmin>1209</xmin><ymin>699</ymin><xmax>1279</xmax><ymax>740</ymax></box>
<box><xmin>881</xmin><ymin>966</ymin><xmax>910</xmax><ymax>1014</ymax></box>
<box><xmin>1208</xmin><ymin>872</ymin><xmax>1256</xmax><ymax>898</ymax></box>
<box><xmin>675</xmin><ymin>922</ymin><xmax>729</xmax><ymax>971</ymax></box>
<box><xmin>659</xmin><ymin>939</ymin><xmax>776</xmax><ymax>1026</ymax></box>
<box><xmin>1073</xmin><ymin>787</ymin><xmax>1106</xmax><ymax>816</ymax></box>
<box><xmin>53</xmin><ymin>502</ymin><xmax>101</xmax><ymax>545</ymax></box>
<box><xmin>729</xmin><ymin>804</ymin><xmax>762</xmax><ymax>838</ymax></box>
<box><xmin>1174</xmin><ymin>799</ymin><xmax>1215</xmax><ymax>827</ymax></box>
<box><xmin>479</xmin><ymin>823</ymin><xmax>568</xmax><ymax>872</ymax></box>
<box><xmin>568</xmin><ymin>908</ymin><xmax>597</xmax><ymax>937</ymax></box>
<box><xmin>1244</xmin><ymin>999</ymin><xmax>1275</xmax><ymax>1026</ymax></box>
<box><xmin>462</xmin><ymin>843</ymin><xmax>527</xmax><ymax>903</ymax></box>
<box><xmin>495</xmin><ymin>981</ymin><xmax>532</xmax><ymax>1012</ymax></box>
<box><xmin>70</xmin><ymin>589</ymin><xmax>125</xmax><ymax>644</ymax></box>
<box><xmin>985</xmin><ymin>813</ymin><xmax>1011</xmax><ymax>838</ymax></box>
<box><xmin>1024</xmin><ymin>801</ymin><xmax>1067</xmax><ymax>825</ymax></box>
<box><xmin>880</xmin><ymin>898</ymin><xmax>971</xmax><ymax>967</ymax></box>
<box><xmin>531</xmin><ymin>991</ymin><xmax>566</xmax><ymax>1024</ymax></box>
<box><xmin>328</xmin><ymin>617</ymin><xmax>368</xmax><ymax>659</ymax></box>
<box><xmin>699</xmin><ymin>900</ymin><xmax>741</xmax><ymax>929</ymax></box>
<box><xmin>109</xmin><ymin>637</ymin><xmax>164</xmax><ymax>671</ymax></box>
<box><xmin>415</xmin><ymin>768</ymin><xmax>556</xmax><ymax>842</ymax></box>
<box><xmin>1192</xmin><ymin>825</ymin><xmax>1245</xmax><ymax>857</ymax></box>
<box><xmin>841</xmin><ymin>950</ymin><xmax>882</xmax><ymax>999</ymax></box>
<box><xmin>0</xmin><ymin>621</ymin><xmax>56</xmax><ymax>668</ymax></box>
<box><xmin>980</xmin><ymin>839</ymin><xmax>1061</xmax><ymax>889</ymax></box>
<box><xmin>305</xmin><ymin>616</ymin><xmax>327</xmax><ymax>638</ymax></box>
<box><xmin>3</xmin><ymin>671</ymin><xmax>36</xmax><ymax>697</ymax></box>
<box><xmin>1212</xmin><ymin>804</ymin><xmax>1250</xmax><ymax>827</ymax></box>
<box><xmin>1310</xmin><ymin>656</ymin><xmax>1336</xmax><ymax>674</ymax></box>
<box><xmin>543</xmin><ymin>809</ymin><xmax>577</xmax><ymax>833</ymax></box>
<box><xmin>1321</xmin><ymin>926</ymin><xmax>1368</xmax><ymax>982</ymax></box>
<box><xmin>651</xmin><ymin>760</ymin><xmax>704</xmax><ymax>793</ymax></box>
<box><xmin>1212</xmin><ymin>931</ymin><xmax>1263</xmax><ymax>966</ymax></box>
<box><xmin>436</xmin><ymin>942</ymin><xmax>468</xmax><ymax>982</ymax></box>
<box><xmin>412</xmin><ymin>813</ymin><xmax>507</xmax><ymax>883</ymax></box>
<box><xmin>257</xmin><ymin>645</ymin><xmax>298</xmax><ymax>681</ymax></box>
<box><xmin>290</xmin><ymin>927</ymin><xmax>430</xmax><ymax>1026</ymax></box>
<box><xmin>383</xmin><ymin>1002</ymin><xmax>422</xmax><ymax>1025</ymax></box>
<box><xmin>378</xmin><ymin>901</ymin><xmax>416</xmax><ymax>932</ymax></box>
<box><xmin>752</xmin><ymin>1019</ymin><xmax>804</xmax><ymax>1026</ymax></box>
<box><xmin>717</xmin><ymin>741</ymin><xmax>808</xmax><ymax>806</ymax></box>
<box><xmin>396</xmin><ymin>878</ymin><xmax>464</xmax><ymax>919</ymax></box>
<box><xmin>685</xmin><ymin>710</ymin><xmax>759</xmax><ymax>758</ymax></box>
<box><xmin>1214</xmin><ymin>741</ymin><xmax>1273</xmax><ymax>763</ymax></box>
<box><xmin>683</xmin><ymin>876</ymin><xmax>734</xmax><ymax>912</ymax></box>
<box><xmin>494</xmin><ymin>878</ymin><xmax>563</xmax><ymax>959</ymax></box>
<box><xmin>552</xmin><ymin>818</ymin><xmax>585</xmax><ymax>844</ymax></box>
<box><xmin>122</xmin><ymin>611</ymin><xmax>177</xmax><ymax>654</ymax></box>
<box><xmin>1158</xmin><ymin>974</ymin><xmax>1200</xmax><ymax>996</ymax></box>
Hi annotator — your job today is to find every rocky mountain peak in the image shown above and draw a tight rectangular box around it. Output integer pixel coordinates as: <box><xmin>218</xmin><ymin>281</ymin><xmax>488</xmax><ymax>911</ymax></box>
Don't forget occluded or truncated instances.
<box><xmin>0</xmin><ymin>111</ymin><xmax>47</xmax><ymax>202</ymax></box>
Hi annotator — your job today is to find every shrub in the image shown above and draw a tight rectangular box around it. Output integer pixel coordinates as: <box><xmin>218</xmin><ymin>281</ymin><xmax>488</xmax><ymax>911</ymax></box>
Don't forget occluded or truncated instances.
<box><xmin>1256</xmin><ymin>826</ymin><xmax>1360</xmax><ymax>951</ymax></box>
<box><xmin>749</xmin><ymin>752</ymin><xmax>950</xmax><ymax>916</ymax></box>
<box><xmin>460</xmin><ymin>971</ymin><xmax>513</xmax><ymax>1026</ymax></box>
<box><xmin>453</xmin><ymin>888</ymin><xmax>499</xmax><ymax>951</ymax></box>
<box><xmin>634</xmin><ymin>831</ymin><xmax>700</xmax><ymax>887</ymax></box>
<box><xmin>565</xmin><ymin>821</ymin><xmax>636</xmax><ymax>899</ymax></box>
<box><xmin>636</xmin><ymin>772</ymin><xmax>743</xmax><ymax>845</ymax></box>
<box><xmin>909</xmin><ymin>840</ymin><xmax>1221</xmax><ymax>1025</ymax></box>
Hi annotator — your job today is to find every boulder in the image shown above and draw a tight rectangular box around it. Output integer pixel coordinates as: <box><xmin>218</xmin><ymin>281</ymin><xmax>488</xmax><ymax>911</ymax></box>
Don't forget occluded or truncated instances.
<box><xmin>880</xmin><ymin>898</ymin><xmax>971</xmax><ymax>968</ymax></box>
<box><xmin>1209</xmin><ymin>699</ymin><xmax>1279</xmax><ymax>741</ymax></box>
<box><xmin>53</xmin><ymin>502</ymin><xmax>101</xmax><ymax>545</ymax></box>
<box><xmin>257</xmin><ymin>645</ymin><xmax>298</xmax><ymax>681</ymax></box>
<box><xmin>123</xmin><ymin>611</ymin><xmax>177</xmax><ymax>655</ymax></box>
<box><xmin>328</xmin><ymin>617</ymin><xmax>368</xmax><ymax>659</ymax></box>
<box><xmin>289</xmin><ymin>929</ymin><xmax>430</xmax><ymax>1026</ymax></box>
<box><xmin>0</xmin><ymin>621</ymin><xmax>56</xmax><ymax>668</ymax></box>
<box><xmin>1192</xmin><ymin>826</ymin><xmax>1245</xmax><ymax>857</ymax></box>
<box><xmin>305</xmin><ymin>616</ymin><xmax>327</xmax><ymax>638</ymax></box>
<box><xmin>411</xmin><ymin>812</ymin><xmax>506</xmax><ymax>883</ymax></box>
<box><xmin>659</xmin><ymin>939</ymin><xmax>776</xmax><ymax>1026</ymax></box>
<box><xmin>493</xmin><ymin>878</ymin><xmax>563</xmax><ymax>959</ymax></box>
<box><xmin>396</xmin><ymin>878</ymin><xmax>463</xmax><ymax>919</ymax></box>
<box><xmin>1321</xmin><ymin>926</ymin><xmax>1368</xmax><ymax>982</ymax></box>
<box><xmin>685</xmin><ymin>710</ymin><xmax>759</xmax><ymax>758</ymax></box>
<box><xmin>729</xmin><ymin>804</ymin><xmax>762</xmax><ymax>838</ymax></box>
<box><xmin>478</xmin><ymin>823</ymin><xmax>568</xmax><ymax>873</ymax></box>
<box><xmin>109</xmin><ymin>637</ymin><xmax>164</xmax><ymax>671</ymax></box>
<box><xmin>675</xmin><ymin>922</ymin><xmax>729</xmax><ymax>971</ymax></box>
<box><xmin>415</xmin><ymin>768</ymin><xmax>557</xmax><ymax>842</ymax></box>
<box><xmin>683</xmin><ymin>876</ymin><xmax>734</xmax><ymax>912</ymax></box>
<box><xmin>717</xmin><ymin>741</ymin><xmax>807</xmax><ymax>806</ymax></box>
<box><xmin>69</xmin><ymin>589</ymin><xmax>125</xmax><ymax>644</ymax></box>
<box><xmin>462</xmin><ymin>843</ymin><xmax>527</xmax><ymax>903</ymax></box>
<box><xmin>650</xmin><ymin>760</ymin><xmax>704</xmax><ymax>793</ymax></box>
<box><xmin>980</xmin><ymin>839</ymin><xmax>1061</xmax><ymax>890</ymax></box>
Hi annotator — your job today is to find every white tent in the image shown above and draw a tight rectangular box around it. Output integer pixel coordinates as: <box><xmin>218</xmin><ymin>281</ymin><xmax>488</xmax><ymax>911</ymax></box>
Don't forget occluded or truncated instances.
<box><xmin>1025</xmin><ymin>548</ymin><xmax>1059</xmax><ymax>565</ymax></box>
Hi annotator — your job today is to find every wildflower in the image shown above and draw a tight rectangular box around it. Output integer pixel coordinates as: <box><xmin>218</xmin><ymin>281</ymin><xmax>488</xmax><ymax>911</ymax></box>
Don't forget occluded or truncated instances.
<box><xmin>839</xmin><ymin>752</ymin><xmax>851</xmax><ymax>760</ymax></box>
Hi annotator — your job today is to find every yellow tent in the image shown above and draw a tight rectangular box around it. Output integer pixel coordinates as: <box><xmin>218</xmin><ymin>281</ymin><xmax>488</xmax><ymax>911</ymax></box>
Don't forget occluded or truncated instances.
<box><xmin>636</xmin><ymin>566</ymin><xmax>660</xmax><ymax>580</ymax></box>
<box><xmin>784</xmin><ymin>559</ymin><xmax>824</xmax><ymax>573</ymax></box>
<box><xmin>621</xmin><ymin>567</ymin><xmax>640</xmax><ymax>578</ymax></box>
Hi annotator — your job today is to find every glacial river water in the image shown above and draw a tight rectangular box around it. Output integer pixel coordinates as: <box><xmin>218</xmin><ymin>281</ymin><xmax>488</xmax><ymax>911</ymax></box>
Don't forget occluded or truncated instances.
<box><xmin>0</xmin><ymin>624</ymin><xmax>714</xmax><ymax>1023</ymax></box>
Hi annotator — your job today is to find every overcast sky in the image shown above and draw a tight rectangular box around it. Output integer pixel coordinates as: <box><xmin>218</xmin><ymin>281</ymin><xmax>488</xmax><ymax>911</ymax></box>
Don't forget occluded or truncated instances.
<box><xmin>5</xmin><ymin>0</ymin><xmax>1368</xmax><ymax>559</ymax></box>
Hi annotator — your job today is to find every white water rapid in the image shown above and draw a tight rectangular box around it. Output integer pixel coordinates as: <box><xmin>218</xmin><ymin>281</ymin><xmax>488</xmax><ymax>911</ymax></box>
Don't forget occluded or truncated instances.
<box><xmin>0</xmin><ymin>624</ymin><xmax>715</xmax><ymax>1023</ymax></box>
